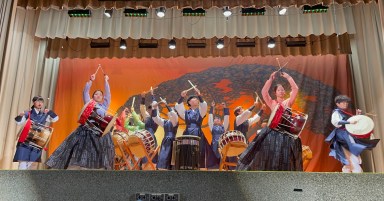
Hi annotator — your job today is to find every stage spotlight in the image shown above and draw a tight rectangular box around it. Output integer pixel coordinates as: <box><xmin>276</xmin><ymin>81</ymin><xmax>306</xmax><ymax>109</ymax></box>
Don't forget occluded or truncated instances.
<box><xmin>278</xmin><ymin>7</ymin><xmax>287</xmax><ymax>15</ymax></box>
<box><xmin>156</xmin><ymin>7</ymin><xmax>166</xmax><ymax>18</ymax></box>
<box><xmin>168</xmin><ymin>39</ymin><xmax>176</xmax><ymax>49</ymax></box>
<box><xmin>120</xmin><ymin>39</ymin><xmax>127</xmax><ymax>50</ymax></box>
<box><xmin>267</xmin><ymin>38</ymin><xmax>276</xmax><ymax>48</ymax></box>
<box><xmin>104</xmin><ymin>9</ymin><xmax>113</xmax><ymax>18</ymax></box>
<box><xmin>223</xmin><ymin>7</ymin><xmax>232</xmax><ymax>17</ymax></box>
<box><xmin>216</xmin><ymin>39</ymin><xmax>224</xmax><ymax>49</ymax></box>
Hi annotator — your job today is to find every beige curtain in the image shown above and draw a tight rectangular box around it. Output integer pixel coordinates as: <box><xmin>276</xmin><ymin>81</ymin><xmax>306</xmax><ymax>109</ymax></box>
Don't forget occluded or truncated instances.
<box><xmin>17</xmin><ymin>0</ymin><xmax>376</xmax><ymax>9</ymax></box>
<box><xmin>35</xmin><ymin>5</ymin><xmax>356</xmax><ymax>39</ymax></box>
<box><xmin>349</xmin><ymin>2</ymin><xmax>384</xmax><ymax>172</ymax></box>
<box><xmin>0</xmin><ymin>0</ymin><xmax>14</xmax><ymax>80</ymax></box>
<box><xmin>45</xmin><ymin>34</ymin><xmax>352</xmax><ymax>58</ymax></box>
<box><xmin>0</xmin><ymin>7</ymin><xmax>60</xmax><ymax>169</ymax></box>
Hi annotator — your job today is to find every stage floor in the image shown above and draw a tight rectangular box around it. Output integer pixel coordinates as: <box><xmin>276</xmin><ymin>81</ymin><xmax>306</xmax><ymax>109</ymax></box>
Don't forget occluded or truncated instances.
<box><xmin>0</xmin><ymin>170</ymin><xmax>383</xmax><ymax>201</ymax></box>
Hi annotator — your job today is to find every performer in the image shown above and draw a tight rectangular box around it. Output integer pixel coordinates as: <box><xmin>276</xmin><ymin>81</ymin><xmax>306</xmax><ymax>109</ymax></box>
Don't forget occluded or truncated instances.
<box><xmin>14</xmin><ymin>96</ymin><xmax>58</xmax><ymax>170</ymax></box>
<box><xmin>151</xmin><ymin>100</ymin><xmax>179</xmax><ymax>170</ymax></box>
<box><xmin>233</xmin><ymin>100</ymin><xmax>266</xmax><ymax>139</ymax></box>
<box><xmin>325</xmin><ymin>95</ymin><xmax>379</xmax><ymax>173</ymax></box>
<box><xmin>140</xmin><ymin>89</ymin><xmax>159</xmax><ymax>147</ymax></box>
<box><xmin>122</xmin><ymin>107</ymin><xmax>145</xmax><ymax>132</ymax></box>
<box><xmin>208</xmin><ymin>101</ymin><xmax>229</xmax><ymax>168</ymax></box>
<box><xmin>46</xmin><ymin>73</ymin><xmax>115</xmax><ymax>170</ymax></box>
<box><xmin>175</xmin><ymin>88</ymin><xmax>213</xmax><ymax>169</ymax></box>
<box><xmin>237</xmin><ymin>71</ymin><xmax>302</xmax><ymax>171</ymax></box>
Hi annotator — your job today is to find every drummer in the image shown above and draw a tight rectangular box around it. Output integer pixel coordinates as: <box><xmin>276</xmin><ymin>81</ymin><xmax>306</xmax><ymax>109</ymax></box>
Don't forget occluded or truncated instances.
<box><xmin>237</xmin><ymin>70</ymin><xmax>302</xmax><ymax>171</ymax></box>
<box><xmin>233</xmin><ymin>99</ymin><xmax>266</xmax><ymax>139</ymax></box>
<box><xmin>140</xmin><ymin>89</ymin><xmax>159</xmax><ymax>147</ymax></box>
<box><xmin>151</xmin><ymin>100</ymin><xmax>179</xmax><ymax>170</ymax></box>
<box><xmin>325</xmin><ymin>95</ymin><xmax>379</xmax><ymax>173</ymax></box>
<box><xmin>46</xmin><ymin>73</ymin><xmax>115</xmax><ymax>170</ymax></box>
<box><xmin>14</xmin><ymin>96</ymin><xmax>59</xmax><ymax>170</ymax></box>
<box><xmin>175</xmin><ymin>87</ymin><xmax>214</xmax><ymax>169</ymax></box>
<box><xmin>207</xmin><ymin>101</ymin><xmax>229</xmax><ymax>169</ymax></box>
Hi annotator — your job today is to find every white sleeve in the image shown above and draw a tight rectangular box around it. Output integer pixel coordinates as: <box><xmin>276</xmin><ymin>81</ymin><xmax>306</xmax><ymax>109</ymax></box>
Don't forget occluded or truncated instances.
<box><xmin>331</xmin><ymin>112</ymin><xmax>343</xmax><ymax>128</ymax></box>
<box><xmin>152</xmin><ymin>114</ymin><xmax>165</xmax><ymax>127</ymax></box>
<box><xmin>175</xmin><ymin>102</ymin><xmax>186</xmax><ymax>120</ymax></box>
<box><xmin>140</xmin><ymin>104</ymin><xmax>149</xmax><ymax>119</ymax></box>
<box><xmin>223</xmin><ymin>114</ymin><xmax>229</xmax><ymax>132</ymax></box>
<box><xmin>15</xmin><ymin>116</ymin><xmax>27</xmax><ymax>125</ymax></box>
<box><xmin>199</xmin><ymin>101</ymin><xmax>208</xmax><ymax>118</ymax></box>
<box><xmin>169</xmin><ymin>110</ymin><xmax>179</xmax><ymax>127</ymax></box>
<box><xmin>235</xmin><ymin>110</ymin><xmax>252</xmax><ymax>127</ymax></box>
<box><xmin>46</xmin><ymin>115</ymin><xmax>59</xmax><ymax>123</ymax></box>
<box><xmin>248</xmin><ymin>113</ymin><xmax>261</xmax><ymax>126</ymax></box>
<box><xmin>208</xmin><ymin>113</ymin><xmax>213</xmax><ymax>131</ymax></box>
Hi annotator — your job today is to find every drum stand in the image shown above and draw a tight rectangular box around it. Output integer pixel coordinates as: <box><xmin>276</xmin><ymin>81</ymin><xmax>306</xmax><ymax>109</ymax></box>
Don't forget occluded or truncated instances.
<box><xmin>219</xmin><ymin>142</ymin><xmax>247</xmax><ymax>171</ymax></box>
<box><xmin>113</xmin><ymin>142</ymin><xmax>134</xmax><ymax>170</ymax></box>
<box><xmin>126</xmin><ymin>135</ymin><xmax>159</xmax><ymax>170</ymax></box>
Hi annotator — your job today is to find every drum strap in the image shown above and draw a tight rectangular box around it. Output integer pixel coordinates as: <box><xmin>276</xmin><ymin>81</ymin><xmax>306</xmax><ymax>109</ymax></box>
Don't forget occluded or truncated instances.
<box><xmin>18</xmin><ymin>112</ymin><xmax>31</xmax><ymax>143</ymax></box>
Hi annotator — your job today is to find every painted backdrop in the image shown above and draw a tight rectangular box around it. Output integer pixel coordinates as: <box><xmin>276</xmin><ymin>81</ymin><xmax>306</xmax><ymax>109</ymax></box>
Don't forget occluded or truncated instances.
<box><xmin>49</xmin><ymin>55</ymin><xmax>353</xmax><ymax>172</ymax></box>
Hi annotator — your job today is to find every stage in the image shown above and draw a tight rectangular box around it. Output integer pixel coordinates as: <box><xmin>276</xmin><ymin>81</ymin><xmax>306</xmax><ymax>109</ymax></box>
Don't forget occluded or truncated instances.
<box><xmin>0</xmin><ymin>170</ymin><xmax>383</xmax><ymax>201</ymax></box>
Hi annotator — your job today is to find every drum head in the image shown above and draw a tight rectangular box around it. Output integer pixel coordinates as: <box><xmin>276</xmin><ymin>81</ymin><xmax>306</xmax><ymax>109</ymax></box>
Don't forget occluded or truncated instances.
<box><xmin>78</xmin><ymin>100</ymin><xmax>96</xmax><ymax>125</ymax></box>
<box><xmin>101</xmin><ymin>114</ymin><xmax>118</xmax><ymax>137</ymax></box>
<box><xmin>219</xmin><ymin>130</ymin><xmax>247</xmax><ymax>156</ymax></box>
<box><xmin>346</xmin><ymin>115</ymin><xmax>374</xmax><ymax>136</ymax></box>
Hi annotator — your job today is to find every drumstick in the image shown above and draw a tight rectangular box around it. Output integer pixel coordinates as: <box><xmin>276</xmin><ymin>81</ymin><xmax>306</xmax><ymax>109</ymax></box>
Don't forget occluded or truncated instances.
<box><xmin>144</xmin><ymin>87</ymin><xmax>158</xmax><ymax>94</ymax></box>
<box><xmin>188</xmin><ymin>80</ymin><xmax>197</xmax><ymax>89</ymax></box>
<box><xmin>94</xmin><ymin>64</ymin><xmax>101</xmax><ymax>75</ymax></box>
<box><xmin>365</xmin><ymin>113</ymin><xmax>377</xmax><ymax>117</ymax></box>
<box><xmin>185</xmin><ymin>85</ymin><xmax>197</xmax><ymax>93</ymax></box>
<box><xmin>100</xmin><ymin>65</ymin><xmax>106</xmax><ymax>75</ymax></box>
<box><xmin>159</xmin><ymin>97</ymin><xmax>166</xmax><ymax>103</ymax></box>
<box><xmin>276</xmin><ymin>58</ymin><xmax>282</xmax><ymax>68</ymax></box>
<box><xmin>46</xmin><ymin>97</ymin><xmax>51</xmax><ymax>110</ymax></box>
<box><xmin>255</xmin><ymin>91</ymin><xmax>264</xmax><ymax>104</ymax></box>
<box><xmin>131</xmin><ymin>97</ymin><xmax>135</xmax><ymax>108</ymax></box>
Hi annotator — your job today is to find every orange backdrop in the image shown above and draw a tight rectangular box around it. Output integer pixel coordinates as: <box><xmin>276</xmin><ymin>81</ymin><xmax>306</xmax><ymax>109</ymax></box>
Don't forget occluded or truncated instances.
<box><xmin>50</xmin><ymin>55</ymin><xmax>353</xmax><ymax>172</ymax></box>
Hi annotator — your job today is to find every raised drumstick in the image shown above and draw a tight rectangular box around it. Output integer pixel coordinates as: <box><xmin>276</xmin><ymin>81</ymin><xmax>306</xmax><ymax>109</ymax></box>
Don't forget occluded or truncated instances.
<box><xmin>131</xmin><ymin>97</ymin><xmax>135</xmax><ymax>108</ymax></box>
<box><xmin>94</xmin><ymin>64</ymin><xmax>101</xmax><ymax>75</ymax></box>
<box><xmin>188</xmin><ymin>80</ymin><xmax>197</xmax><ymax>90</ymax></box>
<box><xmin>144</xmin><ymin>86</ymin><xmax>158</xmax><ymax>94</ymax></box>
<box><xmin>185</xmin><ymin>85</ymin><xmax>197</xmax><ymax>93</ymax></box>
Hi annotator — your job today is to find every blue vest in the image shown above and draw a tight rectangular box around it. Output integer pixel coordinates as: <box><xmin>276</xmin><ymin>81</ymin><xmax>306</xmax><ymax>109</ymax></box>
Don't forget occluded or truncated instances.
<box><xmin>163</xmin><ymin>120</ymin><xmax>178</xmax><ymax>139</ymax></box>
<box><xmin>184</xmin><ymin>109</ymin><xmax>204</xmax><ymax>136</ymax></box>
<box><xmin>234</xmin><ymin>119</ymin><xmax>249</xmax><ymax>136</ymax></box>
<box><xmin>212</xmin><ymin>125</ymin><xmax>225</xmax><ymax>142</ymax></box>
<box><xmin>145</xmin><ymin>116</ymin><xmax>159</xmax><ymax>134</ymax></box>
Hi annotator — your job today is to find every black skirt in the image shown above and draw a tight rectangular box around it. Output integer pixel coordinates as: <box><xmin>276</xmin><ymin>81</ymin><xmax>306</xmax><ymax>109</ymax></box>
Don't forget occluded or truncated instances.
<box><xmin>46</xmin><ymin>126</ymin><xmax>115</xmax><ymax>170</ymax></box>
<box><xmin>237</xmin><ymin>127</ymin><xmax>303</xmax><ymax>171</ymax></box>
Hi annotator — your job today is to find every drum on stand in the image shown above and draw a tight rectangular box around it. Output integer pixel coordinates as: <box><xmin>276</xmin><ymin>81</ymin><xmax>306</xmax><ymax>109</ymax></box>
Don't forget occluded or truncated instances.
<box><xmin>174</xmin><ymin>135</ymin><xmax>200</xmax><ymax>170</ymax></box>
<box><xmin>218</xmin><ymin>130</ymin><xmax>248</xmax><ymax>157</ymax></box>
<box><xmin>346</xmin><ymin>115</ymin><xmax>374</xmax><ymax>139</ymax></box>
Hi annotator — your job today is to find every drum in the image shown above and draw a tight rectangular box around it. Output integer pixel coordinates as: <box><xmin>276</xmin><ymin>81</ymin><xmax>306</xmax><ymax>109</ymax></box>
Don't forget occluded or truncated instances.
<box><xmin>78</xmin><ymin>100</ymin><xmax>117</xmax><ymax>136</ymax></box>
<box><xmin>268</xmin><ymin>104</ymin><xmax>308</xmax><ymax>136</ymax></box>
<box><xmin>218</xmin><ymin>130</ymin><xmax>248</xmax><ymax>157</ymax></box>
<box><xmin>112</xmin><ymin>130</ymin><xmax>132</xmax><ymax>159</ymax></box>
<box><xmin>345</xmin><ymin>115</ymin><xmax>374</xmax><ymax>139</ymax></box>
<box><xmin>25</xmin><ymin>122</ymin><xmax>53</xmax><ymax>149</ymax></box>
<box><xmin>112</xmin><ymin>130</ymin><xmax>130</xmax><ymax>145</ymax></box>
<box><xmin>174</xmin><ymin>135</ymin><xmax>200</xmax><ymax>170</ymax></box>
<box><xmin>302</xmin><ymin>145</ymin><xmax>313</xmax><ymax>171</ymax></box>
<box><xmin>134</xmin><ymin>130</ymin><xmax>156</xmax><ymax>154</ymax></box>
